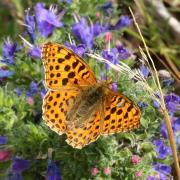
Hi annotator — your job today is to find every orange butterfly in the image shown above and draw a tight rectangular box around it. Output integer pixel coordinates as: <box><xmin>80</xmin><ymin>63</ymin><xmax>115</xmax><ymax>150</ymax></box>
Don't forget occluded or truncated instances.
<box><xmin>41</xmin><ymin>42</ymin><xmax>141</xmax><ymax>149</ymax></box>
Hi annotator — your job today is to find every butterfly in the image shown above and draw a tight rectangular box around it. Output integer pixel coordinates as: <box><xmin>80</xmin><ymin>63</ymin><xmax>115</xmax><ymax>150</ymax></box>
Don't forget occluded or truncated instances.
<box><xmin>41</xmin><ymin>42</ymin><xmax>141</xmax><ymax>149</ymax></box>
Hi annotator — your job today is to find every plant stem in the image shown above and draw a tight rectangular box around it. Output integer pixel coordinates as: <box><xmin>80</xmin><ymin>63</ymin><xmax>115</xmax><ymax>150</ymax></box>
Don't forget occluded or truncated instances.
<box><xmin>129</xmin><ymin>7</ymin><xmax>180</xmax><ymax>179</ymax></box>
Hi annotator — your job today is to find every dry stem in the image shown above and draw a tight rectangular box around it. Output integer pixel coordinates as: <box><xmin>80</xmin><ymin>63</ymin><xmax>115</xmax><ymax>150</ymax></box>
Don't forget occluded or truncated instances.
<box><xmin>129</xmin><ymin>7</ymin><xmax>180</xmax><ymax>179</ymax></box>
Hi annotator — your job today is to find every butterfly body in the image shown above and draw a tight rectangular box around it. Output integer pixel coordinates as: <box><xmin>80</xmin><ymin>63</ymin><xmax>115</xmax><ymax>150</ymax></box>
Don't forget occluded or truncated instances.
<box><xmin>66</xmin><ymin>81</ymin><xmax>110</xmax><ymax>129</ymax></box>
<box><xmin>41</xmin><ymin>42</ymin><xmax>141</xmax><ymax>149</ymax></box>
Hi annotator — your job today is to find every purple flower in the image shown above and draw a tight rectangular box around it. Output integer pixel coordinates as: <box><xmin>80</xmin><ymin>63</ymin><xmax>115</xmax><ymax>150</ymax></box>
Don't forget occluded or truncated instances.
<box><xmin>35</xmin><ymin>3</ymin><xmax>64</xmax><ymax>37</ymax></box>
<box><xmin>164</xmin><ymin>93</ymin><xmax>180</xmax><ymax>113</ymax></box>
<box><xmin>153</xmin><ymin>140</ymin><xmax>172</xmax><ymax>159</ymax></box>
<box><xmin>15</xmin><ymin>88</ymin><xmax>22</xmax><ymax>96</ymax></box>
<box><xmin>173</xmin><ymin>117</ymin><xmax>180</xmax><ymax>132</ymax></box>
<box><xmin>146</xmin><ymin>176</ymin><xmax>156</xmax><ymax>180</ymax></box>
<box><xmin>92</xmin><ymin>23</ymin><xmax>108</xmax><ymax>37</ymax></box>
<box><xmin>153</xmin><ymin>100</ymin><xmax>160</xmax><ymax>108</ymax></box>
<box><xmin>8</xmin><ymin>173</ymin><xmax>23</xmax><ymax>180</ymax></box>
<box><xmin>101</xmin><ymin>72</ymin><xmax>105</xmax><ymax>80</ymax></box>
<box><xmin>0</xmin><ymin>69</ymin><xmax>14</xmax><ymax>78</ymax></box>
<box><xmin>140</xmin><ymin>65</ymin><xmax>150</xmax><ymax>78</ymax></box>
<box><xmin>72</xmin><ymin>17</ymin><xmax>108</xmax><ymax>48</ymax></box>
<box><xmin>24</xmin><ymin>9</ymin><xmax>36</xmax><ymax>43</ymax></box>
<box><xmin>29</xmin><ymin>46</ymin><xmax>41</xmax><ymax>59</ymax></box>
<box><xmin>116</xmin><ymin>45</ymin><xmax>131</xmax><ymax>59</ymax></box>
<box><xmin>27</xmin><ymin>81</ymin><xmax>38</xmax><ymax>97</ymax></box>
<box><xmin>101</xmin><ymin>48</ymin><xmax>119</xmax><ymax>66</ymax></box>
<box><xmin>101</xmin><ymin>46</ymin><xmax>130</xmax><ymax>68</ymax></box>
<box><xmin>0</xmin><ymin>136</ymin><xmax>8</xmax><ymax>145</ymax></box>
<box><xmin>11</xmin><ymin>157</ymin><xmax>30</xmax><ymax>173</ymax></box>
<box><xmin>47</xmin><ymin>160</ymin><xmax>61</xmax><ymax>180</ymax></box>
<box><xmin>161</xmin><ymin>117</ymin><xmax>180</xmax><ymax>138</ymax></box>
<box><xmin>109</xmin><ymin>15</ymin><xmax>132</xmax><ymax>30</ymax></box>
<box><xmin>138</xmin><ymin>101</ymin><xmax>148</xmax><ymax>108</ymax></box>
<box><xmin>112</xmin><ymin>82</ymin><xmax>118</xmax><ymax>91</ymax></box>
<box><xmin>40</xmin><ymin>89</ymin><xmax>47</xmax><ymax>98</ymax></box>
<box><xmin>72</xmin><ymin>18</ymin><xmax>94</xmax><ymax>48</ymax></box>
<box><xmin>153</xmin><ymin>163</ymin><xmax>171</xmax><ymax>176</ymax></box>
<box><xmin>65</xmin><ymin>43</ymin><xmax>86</xmax><ymax>57</ymax></box>
<box><xmin>2</xmin><ymin>38</ymin><xmax>18</xmax><ymax>65</ymax></box>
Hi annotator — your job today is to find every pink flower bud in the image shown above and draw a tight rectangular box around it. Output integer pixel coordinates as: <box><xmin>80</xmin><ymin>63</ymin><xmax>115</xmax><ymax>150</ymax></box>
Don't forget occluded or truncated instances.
<box><xmin>103</xmin><ymin>167</ymin><xmax>111</xmax><ymax>175</ymax></box>
<box><xmin>135</xmin><ymin>171</ymin><xmax>142</xmax><ymax>177</ymax></box>
<box><xmin>90</xmin><ymin>167</ymin><xmax>99</xmax><ymax>176</ymax></box>
<box><xmin>0</xmin><ymin>150</ymin><xmax>11</xmax><ymax>162</ymax></box>
<box><xmin>131</xmin><ymin>155</ymin><xmax>140</xmax><ymax>165</ymax></box>
<box><xmin>96</xmin><ymin>12</ymin><xmax>101</xmax><ymax>18</ymax></box>
<box><xmin>104</xmin><ymin>32</ymin><xmax>112</xmax><ymax>42</ymax></box>
<box><xmin>27</xmin><ymin>97</ymin><xmax>34</xmax><ymax>105</ymax></box>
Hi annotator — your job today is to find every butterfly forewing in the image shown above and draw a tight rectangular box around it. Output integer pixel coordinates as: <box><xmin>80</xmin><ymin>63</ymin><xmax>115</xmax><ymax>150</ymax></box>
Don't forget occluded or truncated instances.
<box><xmin>41</xmin><ymin>42</ymin><xmax>97</xmax><ymax>90</ymax></box>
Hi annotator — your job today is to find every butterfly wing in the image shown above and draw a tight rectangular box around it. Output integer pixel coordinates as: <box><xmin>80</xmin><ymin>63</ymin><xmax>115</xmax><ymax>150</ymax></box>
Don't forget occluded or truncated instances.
<box><xmin>42</xmin><ymin>90</ymin><xmax>80</xmax><ymax>135</ymax></box>
<box><xmin>41</xmin><ymin>42</ymin><xmax>97</xmax><ymax>90</ymax></box>
<box><xmin>102</xmin><ymin>91</ymin><xmax>141</xmax><ymax>135</ymax></box>
<box><xmin>65</xmin><ymin>111</ymin><xmax>102</xmax><ymax>149</ymax></box>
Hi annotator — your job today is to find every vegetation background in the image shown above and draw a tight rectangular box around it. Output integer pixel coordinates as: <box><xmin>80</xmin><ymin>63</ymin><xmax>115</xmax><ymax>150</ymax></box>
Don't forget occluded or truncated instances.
<box><xmin>0</xmin><ymin>0</ymin><xmax>179</xmax><ymax>179</ymax></box>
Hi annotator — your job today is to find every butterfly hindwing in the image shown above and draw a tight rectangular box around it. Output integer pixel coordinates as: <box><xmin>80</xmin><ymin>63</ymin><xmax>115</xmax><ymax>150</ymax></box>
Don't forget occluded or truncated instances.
<box><xmin>66</xmin><ymin>111</ymin><xmax>101</xmax><ymax>149</ymax></box>
<box><xmin>42</xmin><ymin>90</ymin><xmax>80</xmax><ymax>135</ymax></box>
<box><xmin>41</xmin><ymin>42</ymin><xmax>97</xmax><ymax>90</ymax></box>
<box><xmin>102</xmin><ymin>91</ymin><xmax>141</xmax><ymax>135</ymax></box>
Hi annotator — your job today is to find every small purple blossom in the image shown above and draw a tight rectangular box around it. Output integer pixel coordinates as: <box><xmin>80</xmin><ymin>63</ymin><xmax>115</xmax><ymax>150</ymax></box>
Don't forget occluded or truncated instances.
<box><xmin>11</xmin><ymin>157</ymin><xmax>30</xmax><ymax>173</ymax></box>
<box><xmin>146</xmin><ymin>175</ymin><xmax>156</xmax><ymax>180</ymax></box>
<box><xmin>65</xmin><ymin>43</ymin><xmax>86</xmax><ymax>57</ymax></box>
<box><xmin>27</xmin><ymin>81</ymin><xmax>38</xmax><ymax>97</ymax></box>
<box><xmin>29</xmin><ymin>46</ymin><xmax>41</xmax><ymax>59</ymax></box>
<box><xmin>101</xmin><ymin>72</ymin><xmax>105</xmax><ymax>80</ymax></box>
<box><xmin>101</xmin><ymin>46</ymin><xmax>130</xmax><ymax>68</ymax></box>
<box><xmin>116</xmin><ymin>45</ymin><xmax>131</xmax><ymax>59</ymax></box>
<box><xmin>164</xmin><ymin>93</ymin><xmax>180</xmax><ymax>113</ymax></box>
<box><xmin>92</xmin><ymin>23</ymin><xmax>108</xmax><ymax>37</ymax></box>
<box><xmin>15</xmin><ymin>88</ymin><xmax>22</xmax><ymax>96</ymax></box>
<box><xmin>35</xmin><ymin>3</ymin><xmax>64</xmax><ymax>37</ymax></box>
<box><xmin>72</xmin><ymin>18</ymin><xmax>94</xmax><ymax>48</ymax></box>
<box><xmin>40</xmin><ymin>89</ymin><xmax>47</xmax><ymax>98</ymax></box>
<box><xmin>153</xmin><ymin>100</ymin><xmax>160</xmax><ymax>108</ymax></box>
<box><xmin>161</xmin><ymin>117</ymin><xmax>180</xmax><ymax>138</ymax></box>
<box><xmin>0</xmin><ymin>69</ymin><xmax>14</xmax><ymax>78</ymax></box>
<box><xmin>2</xmin><ymin>38</ymin><xmax>19</xmax><ymax>65</ymax></box>
<box><xmin>138</xmin><ymin>101</ymin><xmax>148</xmax><ymax>108</ymax></box>
<box><xmin>112</xmin><ymin>82</ymin><xmax>118</xmax><ymax>91</ymax></box>
<box><xmin>24</xmin><ymin>9</ymin><xmax>36</xmax><ymax>43</ymax></box>
<box><xmin>153</xmin><ymin>140</ymin><xmax>172</xmax><ymax>159</ymax></box>
<box><xmin>109</xmin><ymin>15</ymin><xmax>132</xmax><ymax>30</ymax></box>
<box><xmin>47</xmin><ymin>160</ymin><xmax>61</xmax><ymax>180</ymax></box>
<box><xmin>0</xmin><ymin>136</ymin><xmax>8</xmax><ymax>145</ymax></box>
<box><xmin>140</xmin><ymin>65</ymin><xmax>150</xmax><ymax>78</ymax></box>
<box><xmin>153</xmin><ymin>163</ymin><xmax>171</xmax><ymax>176</ymax></box>
<box><xmin>101</xmin><ymin>48</ymin><xmax>119</xmax><ymax>66</ymax></box>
